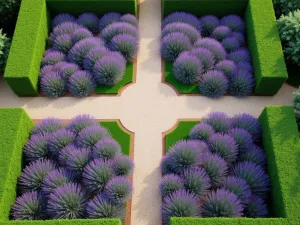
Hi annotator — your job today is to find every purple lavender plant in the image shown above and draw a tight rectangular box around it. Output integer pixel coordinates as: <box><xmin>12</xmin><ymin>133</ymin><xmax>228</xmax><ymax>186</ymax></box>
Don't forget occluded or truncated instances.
<box><xmin>228</xmin><ymin>48</ymin><xmax>251</xmax><ymax>64</ymax></box>
<box><xmin>112</xmin><ymin>154</ymin><xmax>134</xmax><ymax>176</ymax></box>
<box><xmin>104</xmin><ymin>176</ymin><xmax>133</xmax><ymax>204</ymax></box>
<box><xmin>54</xmin><ymin>62</ymin><xmax>79</xmax><ymax>80</ymax></box>
<box><xmin>161</xmin><ymin>155</ymin><xmax>174</xmax><ymax>175</ymax></box>
<box><xmin>83</xmin><ymin>46</ymin><xmax>108</xmax><ymax>72</ymax></box>
<box><xmin>239</xmin><ymin>145</ymin><xmax>267</xmax><ymax>167</ymax></box>
<box><xmin>182</xmin><ymin>168</ymin><xmax>211</xmax><ymax>196</ymax></box>
<box><xmin>220</xmin><ymin>15</ymin><xmax>246</xmax><ymax>33</ymax></box>
<box><xmin>228</xmin><ymin>128</ymin><xmax>253</xmax><ymax>152</ymax></box>
<box><xmin>77</xmin><ymin>13</ymin><xmax>99</xmax><ymax>34</ymax></box>
<box><xmin>53</xmin><ymin>34</ymin><xmax>73</xmax><ymax>54</ymax></box>
<box><xmin>237</xmin><ymin>61</ymin><xmax>253</xmax><ymax>74</ymax></box>
<box><xmin>68</xmin><ymin>70</ymin><xmax>96</xmax><ymax>97</ymax></box>
<box><xmin>221</xmin><ymin>37</ymin><xmax>241</xmax><ymax>52</ymax></box>
<box><xmin>76</xmin><ymin>125</ymin><xmax>111</xmax><ymax>148</ymax></box>
<box><xmin>40</xmin><ymin>72</ymin><xmax>67</xmax><ymax>98</ymax></box>
<box><xmin>120</xmin><ymin>14</ymin><xmax>138</xmax><ymax>27</ymax></box>
<box><xmin>99</xmin><ymin>13</ymin><xmax>122</xmax><ymax>30</ymax></box>
<box><xmin>199</xmin><ymin>15</ymin><xmax>219</xmax><ymax>36</ymax></box>
<box><xmin>67</xmin><ymin>114</ymin><xmax>98</xmax><ymax>135</ymax></box>
<box><xmin>41</xmin><ymin>51</ymin><xmax>65</xmax><ymax>66</ymax></box>
<box><xmin>189</xmin><ymin>122</ymin><xmax>215</xmax><ymax>141</ymax></box>
<box><xmin>31</xmin><ymin>118</ymin><xmax>63</xmax><ymax>135</ymax></box>
<box><xmin>162</xmin><ymin>12</ymin><xmax>202</xmax><ymax>32</ymax></box>
<box><xmin>195</xmin><ymin>38</ymin><xmax>226</xmax><ymax>62</ymax></box>
<box><xmin>93</xmin><ymin>138</ymin><xmax>121</xmax><ymax>160</ymax></box>
<box><xmin>49</xmin><ymin>22</ymin><xmax>81</xmax><ymax>45</ymax></box>
<box><xmin>58</xmin><ymin>144</ymin><xmax>77</xmax><ymax>166</ymax></box>
<box><xmin>189</xmin><ymin>47</ymin><xmax>216</xmax><ymax>72</ymax></box>
<box><xmin>228</xmin><ymin>70</ymin><xmax>255</xmax><ymax>97</ymax></box>
<box><xmin>202</xmin><ymin>112</ymin><xmax>231</xmax><ymax>133</ymax></box>
<box><xmin>244</xmin><ymin>195</ymin><xmax>268</xmax><ymax>217</ymax></box>
<box><xmin>39</xmin><ymin>65</ymin><xmax>57</xmax><ymax>78</ymax></box>
<box><xmin>215</xmin><ymin>60</ymin><xmax>237</xmax><ymax>79</ymax></box>
<box><xmin>231</xmin><ymin>32</ymin><xmax>245</xmax><ymax>46</ymax></box>
<box><xmin>52</xmin><ymin>13</ymin><xmax>76</xmax><ymax>28</ymax></box>
<box><xmin>24</xmin><ymin>133</ymin><xmax>51</xmax><ymax>162</ymax></box>
<box><xmin>222</xmin><ymin>176</ymin><xmax>251</xmax><ymax>203</ymax></box>
<box><xmin>160</xmin><ymin>174</ymin><xmax>184</xmax><ymax>197</ymax></box>
<box><xmin>187</xmin><ymin>139</ymin><xmax>209</xmax><ymax>153</ymax></box>
<box><xmin>48</xmin><ymin>129</ymin><xmax>76</xmax><ymax>156</ymax></box>
<box><xmin>211</xmin><ymin>25</ymin><xmax>232</xmax><ymax>41</ymax></box>
<box><xmin>66</xmin><ymin>148</ymin><xmax>91</xmax><ymax>176</ymax></box>
<box><xmin>71</xmin><ymin>27</ymin><xmax>93</xmax><ymax>44</ymax></box>
<box><xmin>101</xmin><ymin>22</ymin><xmax>139</xmax><ymax>43</ymax></box>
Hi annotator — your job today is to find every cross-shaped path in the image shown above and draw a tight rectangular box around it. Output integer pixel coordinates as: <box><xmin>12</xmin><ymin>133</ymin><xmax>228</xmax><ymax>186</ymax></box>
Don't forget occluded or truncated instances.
<box><xmin>0</xmin><ymin>0</ymin><xmax>297</xmax><ymax>224</ymax></box>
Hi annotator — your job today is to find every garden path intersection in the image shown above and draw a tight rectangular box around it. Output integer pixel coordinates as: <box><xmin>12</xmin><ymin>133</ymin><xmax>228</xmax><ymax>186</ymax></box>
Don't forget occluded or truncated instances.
<box><xmin>0</xmin><ymin>0</ymin><xmax>297</xmax><ymax>224</ymax></box>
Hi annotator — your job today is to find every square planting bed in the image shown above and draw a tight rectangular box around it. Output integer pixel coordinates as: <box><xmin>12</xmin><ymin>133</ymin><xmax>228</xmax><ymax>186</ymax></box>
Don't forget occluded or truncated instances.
<box><xmin>4</xmin><ymin>0</ymin><xmax>138</xmax><ymax>97</ymax></box>
<box><xmin>0</xmin><ymin>108</ymin><xmax>134</xmax><ymax>225</ymax></box>
<box><xmin>161</xmin><ymin>0</ymin><xmax>288</xmax><ymax>96</ymax></box>
<box><xmin>162</xmin><ymin>106</ymin><xmax>300</xmax><ymax>225</ymax></box>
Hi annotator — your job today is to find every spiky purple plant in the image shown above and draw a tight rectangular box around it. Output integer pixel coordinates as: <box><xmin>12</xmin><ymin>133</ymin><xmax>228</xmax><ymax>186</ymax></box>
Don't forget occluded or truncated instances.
<box><xmin>92</xmin><ymin>138</ymin><xmax>121</xmax><ymax>160</ymax></box>
<box><xmin>77</xmin><ymin>13</ymin><xmax>99</xmax><ymax>34</ymax></box>
<box><xmin>112</xmin><ymin>154</ymin><xmax>134</xmax><ymax>176</ymax></box>
<box><xmin>228</xmin><ymin>128</ymin><xmax>253</xmax><ymax>153</ymax></box>
<box><xmin>202</xmin><ymin>189</ymin><xmax>244</xmax><ymax>217</ymax></box>
<box><xmin>162</xmin><ymin>12</ymin><xmax>202</xmax><ymax>32</ymax></box>
<box><xmin>93</xmin><ymin>55</ymin><xmax>126</xmax><ymax>86</ymax></box>
<box><xmin>83</xmin><ymin>46</ymin><xmax>108</xmax><ymax>72</ymax></box>
<box><xmin>40</xmin><ymin>72</ymin><xmax>67</xmax><ymax>98</ymax></box>
<box><xmin>39</xmin><ymin>65</ymin><xmax>57</xmax><ymax>78</ymax></box>
<box><xmin>52</xmin><ymin>13</ymin><xmax>76</xmax><ymax>29</ymax></box>
<box><xmin>199</xmin><ymin>70</ymin><xmax>229</xmax><ymax>98</ymax></box>
<box><xmin>201</xmin><ymin>152</ymin><xmax>228</xmax><ymax>188</ymax></box>
<box><xmin>66</xmin><ymin>148</ymin><xmax>91</xmax><ymax>175</ymax></box>
<box><xmin>82</xmin><ymin>159</ymin><xmax>114</xmax><ymax>194</ymax></box>
<box><xmin>41</xmin><ymin>51</ymin><xmax>65</xmax><ymax>66</ymax></box>
<box><xmin>87</xmin><ymin>194</ymin><xmax>126</xmax><ymax>219</ymax></box>
<box><xmin>120</xmin><ymin>14</ymin><xmax>138</xmax><ymax>27</ymax></box>
<box><xmin>104</xmin><ymin>176</ymin><xmax>133</xmax><ymax>204</ymax></box>
<box><xmin>53</xmin><ymin>34</ymin><xmax>73</xmax><ymax>54</ymax></box>
<box><xmin>199</xmin><ymin>15</ymin><xmax>219</xmax><ymax>36</ymax></box>
<box><xmin>228</xmin><ymin>70</ymin><xmax>255</xmax><ymax>97</ymax></box>
<box><xmin>49</xmin><ymin>22</ymin><xmax>81</xmax><ymax>45</ymax></box>
<box><xmin>99</xmin><ymin>12</ymin><xmax>122</xmax><ymax>30</ymax></box>
<box><xmin>18</xmin><ymin>158</ymin><xmax>56</xmax><ymax>193</ymax></box>
<box><xmin>173</xmin><ymin>52</ymin><xmax>203</xmax><ymax>84</ymax></box>
<box><xmin>109</xmin><ymin>34</ymin><xmax>139</xmax><ymax>62</ymax></box>
<box><xmin>12</xmin><ymin>191</ymin><xmax>47</xmax><ymax>220</ymax></box>
<box><xmin>222</xmin><ymin>176</ymin><xmax>251</xmax><ymax>203</ymax></box>
<box><xmin>105</xmin><ymin>51</ymin><xmax>126</xmax><ymax>64</ymax></box>
<box><xmin>230</xmin><ymin>161</ymin><xmax>270</xmax><ymax>198</ymax></box>
<box><xmin>202</xmin><ymin>112</ymin><xmax>231</xmax><ymax>133</ymax></box>
<box><xmin>76</xmin><ymin>125</ymin><xmax>111</xmax><ymax>148</ymax></box>
<box><xmin>228</xmin><ymin>48</ymin><xmax>251</xmax><ymax>64</ymax></box>
<box><xmin>161</xmin><ymin>155</ymin><xmax>174</xmax><ymax>175</ymax></box>
<box><xmin>189</xmin><ymin>47</ymin><xmax>216</xmax><ymax>72</ymax></box>
<box><xmin>211</xmin><ymin>25</ymin><xmax>232</xmax><ymax>41</ymax></box>
<box><xmin>244</xmin><ymin>195</ymin><xmax>268</xmax><ymax>217</ymax></box>
<box><xmin>239</xmin><ymin>145</ymin><xmax>267</xmax><ymax>167</ymax></box>
<box><xmin>54</xmin><ymin>61</ymin><xmax>79</xmax><ymax>80</ymax></box>
<box><xmin>160</xmin><ymin>174</ymin><xmax>184</xmax><ymax>197</ymax></box>
<box><xmin>222</xmin><ymin>37</ymin><xmax>241</xmax><ymax>52</ymax></box>
<box><xmin>187</xmin><ymin>140</ymin><xmax>209</xmax><ymax>153</ymax></box>
<box><xmin>160</xmin><ymin>32</ymin><xmax>192</xmax><ymax>62</ymax></box>
<box><xmin>48</xmin><ymin>129</ymin><xmax>76</xmax><ymax>156</ymax></box>
<box><xmin>58</xmin><ymin>144</ymin><xmax>77</xmax><ymax>166</ymax></box>
<box><xmin>231</xmin><ymin>32</ymin><xmax>245</xmax><ymax>46</ymax></box>
<box><xmin>195</xmin><ymin>38</ymin><xmax>226</xmax><ymax>62</ymax></box>
<box><xmin>237</xmin><ymin>61</ymin><xmax>253</xmax><ymax>74</ymax></box>
<box><xmin>31</xmin><ymin>118</ymin><xmax>63</xmax><ymax>135</ymax></box>
<box><xmin>24</xmin><ymin>133</ymin><xmax>51</xmax><ymax>162</ymax></box>
<box><xmin>71</xmin><ymin>27</ymin><xmax>93</xmax><ymax>44</ymax></box>
<box><xmin>182</xmin><ymin>168</ymin><xmax>211</xmax><ymax>196</ymax></box>
<box><xmin>67</xmin><ymin>114</ymin><xmax>98</xmax><ymax>135</ymax></box>
<box><xmin>47</xmin><ymin>183</ymin><xmax>88</xmax><ymax>219</ymax></box>
<box><xmin>101</xmin><ymin>22</ymin><xmax>139</xmax><ymax>43</ymax></box>
<box><xmin>189</xmin><ymin>122</ymin><xmax>215</xmax><ymax>141</ymax></box>
<box><xmin>220</xmin><ymin>15</ymin><xmax>245</xmax><ymax>33</ymax></box>
<box><xmin>162</xmin><ymin>190</ymin><xmax>200</xmax><ymax>224</ymax></box>
<box><xmin>68</xmin><ymin>70</ymin><xmax>96</xmax><ymax>97</ymax></box>
<box><xmin>215</xmin><ymin>60</ymin><xmax>237</xmax><ymax>79</ymax></box>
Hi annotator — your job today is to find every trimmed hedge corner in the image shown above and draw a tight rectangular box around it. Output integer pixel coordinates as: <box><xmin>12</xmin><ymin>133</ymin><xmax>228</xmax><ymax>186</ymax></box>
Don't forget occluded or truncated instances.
<box><xmin>164</xmin><ymin>106</ymin><xmax>300</xmax><ymax>225</ymax></box>
<box><xmin>162</xmin><ymin>0</ymin><xmax>288</xmax><ymax>96</ymax></box>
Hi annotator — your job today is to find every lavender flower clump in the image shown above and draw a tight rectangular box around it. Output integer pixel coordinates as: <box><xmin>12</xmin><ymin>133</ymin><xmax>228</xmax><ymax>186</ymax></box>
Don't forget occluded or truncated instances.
<box><xmin>71</xmin><ymin>27</ymin><xmax>93</xmax><ymax>44</ymax></box>
<box><xmin>93</xmin><ymin>138</ymin><xmax>121</xmax><ymax>160</ymax></box>
<box><xmin>99</xmin><ymin>13</ymin><xmax>121</xmax><ymax>30</ymax></box>
<box><xmin>77</xmin><ymin>13</ymin><xmax>99</xmax><ymax>34</ymax></box>
<box><xmin>228</xmin><ymin>70</ymin><xmax>255</xmax><ymax>97</ymax></box>
<box><xmin>41</xmin><ymin>51</ymin><xmax>65</xmax><ymax>66</ymax></box>
<box><xmin>24</xmin><ymin>133</ymin><xmax>51</xmax><ymax>161</ymax></box>
<box><xmin>190</xmin><ymin>123</ymin><xmax>215</xmax><ymax>141</ymax></box>
<box><xmin>55</xmin><ymin>62</ymin><xmax>79</xmax><ymax>80</ymax></box>
<box><xmin>220</xmin><ymin>15</ymin><xmax>245</xmax><ymax>33</ymax></box>
<box><xmin>48</xmin><ymin>129</ymin><xmax>76</xmax><ymax>156</ymax></box>
<box><xmin>215</xmin><ymin>60</ymin><xmax>237</xmax><ymax>79</ymax></box>
<box><xmin>31</xmin><ymin>118</ymin><xmax>63</xmax><ymax>135</ymax></box>
<box><xmin>53</xmin><ymin>34</ymin><xmax>73</xmax><ymax>54</ymax></box>
<box><xmin>68</xmin><ymin>70</ymin><xmax>96</xmax><ymax>97</ymax></box>
<box><xmin>83</xmin><ymin>46</ymin><xmax>108</xmax><ymax>72</ymax></box>
<box><xmin>211</xmin><ymin>26</ymin><xmax>232</xmax><ymax>41</ymax></box>
<box><xmin>162</xmin><ymin>12</ymin><xmax>202</xmax><ymax>32</ymax></box>
<box><xmin>76</xmin><ymin>125</ymin><xmax>111</xmax><ymax>148</ymax></box>
<box><xmin>195</xmin><ymin>38</ymin><xmax>226</xmax><ymax>62</ymax></box>
<box><xmin>160</xmin><ymin>174</ymin><xmax>184</xmax><ymax>197</ymax></box>
<box><xmin>189</xmin><ymin>48</ymin><xmax>215</xmax><ymax>71</ymax></box>
<box><xmin>104</xmin><ymin>176</ymin><xmax>133</xmax><ymax>204</ymax></box>
<box><xmin>120</xmin><ymin>14</ymin><xmax>139</xmax><ymax>27</ymax></box>
<box><xmin>200</xmin><ymin>15</ymin><xmax>219</xmax><ymax>36</ymax></box>
<box><xmin>52</xmin><ymin>14</ymin><xmax>76</xmax><ymax>28</ymax></box>
<box><xmin>101</xmin><ymin>22</ymin><xmax>138</xmax><ymax>43</ymax></box>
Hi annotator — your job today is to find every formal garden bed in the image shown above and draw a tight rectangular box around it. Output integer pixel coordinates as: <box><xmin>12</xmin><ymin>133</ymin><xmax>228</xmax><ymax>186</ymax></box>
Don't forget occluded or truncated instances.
<box><xmin>0</xmin><ymin>108</ymin><xmax>134</xmax><ymax>225</ymax></box>
<box><xmin>161</xmin><ymin>0</ymin><xmax>288</xmax><ymax>98</ymax></box>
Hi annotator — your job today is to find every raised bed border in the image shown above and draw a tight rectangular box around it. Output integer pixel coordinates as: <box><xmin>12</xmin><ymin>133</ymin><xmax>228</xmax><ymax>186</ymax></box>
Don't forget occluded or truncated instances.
<box><xmin>161</xmin><ymin>0</ymin><xmax>288</xmax><ymax>96</ymax></box>
<box><xmin>4</xmin><ymin>0</ymin><xmax>138</xmax><ymax>97</ymax></box>
<box><xmin>0</xmin><ymin>108</ymin><xmax>135</xmax><ymax>225</ymax></box>
<box><xmin>162</xmin><ymin>106</ymin><xmax>300</xmax><ymax>225</ymax></box>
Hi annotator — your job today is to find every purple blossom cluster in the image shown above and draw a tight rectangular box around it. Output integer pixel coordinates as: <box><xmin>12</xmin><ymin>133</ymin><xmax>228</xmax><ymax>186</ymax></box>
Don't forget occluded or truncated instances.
<box><xmin>161</xmin><ymin>12</ymin><xmax>255</xmax><ymax>98</ymax></box>
<box><xmin>39</xmin><ymin>12</ymin><xmax>139</xmax><ymax>98</ymax></box>
<box><xmin>11</xmin><ymin>114</ymin><xmax>134</xmax><ymax>220</ymax></box>
<box><xmin>161</xmin><ymin>112</ymin><xmax>269</xmax><ymax>223</ymax></box>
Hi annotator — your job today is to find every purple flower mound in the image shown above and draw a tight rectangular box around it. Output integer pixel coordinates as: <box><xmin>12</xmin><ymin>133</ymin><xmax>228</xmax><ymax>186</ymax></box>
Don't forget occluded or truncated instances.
<box><xmin>53</xmin><ymin>34</ymin><xmax>73</xmax><ymax>54</ymax></box>
<box><xmin>231</xmin><ymin>161</ymin><xmax>270</xmax><ymax>198</ymax></box>
<box><xmin>104</xmin><ymin>176</ymin><xmax>133</xmax><ymax>204</ymax></box>
<box><xmin>52</xmin><ymin>13</ymin><xmax>76</xmax><ymax>29</ymax></box>
<box><xmin>232</xmin><ymin>32</ymin><xmax>245</xmax><ymax>46</ymax></box>
<box><xmin>187</xmin><ymin>140</ymin><xmax>209</xmax><ymax>153</ymax></box>
<box><xmin>222</xmin><ymin>176</ymin><xmax>251</xmax><ymax>204</ymax></box>
<box><xmin>31</xmin><ymin>118</ymin><xmax>63</xmax><ymax>135</ymax></box>
<box><xmin>66</xmin><ymin>148</ymin><xmax>91</xmax><ymax>176</ymax></box>
<box><xmin>228</xmin><ymin>48</ymin><xmax>251</xmax><ymax>64</ymax></box>
<box><xmin>99</xmin><ymin>12</ymin><xmax>122</xmax><ymax>30</ymax></box>
<box><xmin>76</xmin><ymin>125</ymin><xmax>111</xmax><ymax>148</ymax></box>
<box><xmin>101</xmin><ymin>22</ymin><xmax>139</xmax><ymax>43</ymax></box>
<box><xmin>67</xmin><ymin>114</ymin><xmax>98</xmax><ymax>135</ymax></box>
<box><xmin>199</xmin><ymin>15</ymin><xmax>220</xmax><ymax>37</ymax></box>
<box><xmin>202</xmin><ymin>152</ymin><xmax>228</xmax><ymax>188</ymax></box>
<box><xmin>189</xmin><ymin>123</ymin><xmax>215</xmax><ymax>141</ymax></box>
<box><xmin>161</xmin><ymin>32</ymin><xmax>192</xmax><ymax>62</ymax></box>
<box><xmin>82</xmin><ymin>159</ymin><xmax>114</xmax><ymax>194</ymax></box>
<box><xmin>50</xmin><ymin>22</ymin><xmax>81</xmax><ymax>45</ymax></box>
<box><xmin>215</xmin><ymin>60</ymin><xmax>237</xmax><ymax>79</ymax></box>
<box><xmin>12</xmin><ymin>191</ymin><xmax>47</xmax><ymax>220</ymax></box>
<box><xmin>173</xmin><ymin>52</ymin><xmax>203</xmax><ymax>84</ymax></box>
<box><xmin>39</xmin><ymin>65</ymin><xmax>57</xmax><ymax>78</ymax></box>
<box><xmin>228</xmin><ymin>128</ymin><xmax>253</xmax><ymax>152</ymax></box>
<box><xmin>182</xmin><ymin>168</ymin><xmax>211</xmax><ymax>196</ymax></box>
<box><xmin>68</xmin><ymin>37</ymin><xmax>104</xmax><ymax>66</ymax></box>
<box><xmin>120</xmin><ymin>14</ymin><xmax>139</xmax><ymax>27</ymax></box>
<box><xmin>162</xmin><ymin>12</ymin><xmax>202</xmax><ymax>32</ymax></box>
<box><xmin>77</xmin><ymin>13</ymin><xmax>99</xmax><ymax>34</ymax></box>
<box><xmin>112</xmin><ymin>155</ymin><xmax>134</xmax><ymax>176</ymax></box>
<box><xmin>47</xmin><ymin>183</ymin><xmax>88</xmax><ymax>219</ymax></box>
<box><xmin>54</xmin><ymin>62</ymin><xmax>79</xmax><ymax>80</ymax></box>
<box><xmin>239</xmin><ymin>145</ymin><xmax>267</xmax><ymax>167</ymax></box>
<box><xmin>83</xmin><ymin>46</ymin><xmax>108</xmax><ymax>72</ymax></box>
<box><xmin>24</xmin><ymin>133</ymin><xmax>51</xmax><ymax>162</ymax></box>
<box><xmin>208</xmin><ymin>133</ymin><xmax>238</xmax><ymax>164</ymax></box>
<box><xmin>93</xmin><ymin>55</ymin><xmax>126</xmax><ymax>86</ymax></box>
<box><xmin>41</xmin><ymin>51</ymin><xmax>65</xmax><ymax>66</ymax></box>
<box><xmin>58</xmin><ymin>144</ymin><xmax>77</xmax><ymax>166</ymax></box>
<box><xmin>237</xmin><ymin>61</ymin><xmax>253</xmax><ymax>74</ymax></box>
<box><xmin>189</xmin><ymin>48</ymin><xmax>215</xmax><ymax>71</ymax></box>
<box><xmin>71</xmin><ymin>27</ymin><xmax>93</xmax><ymax>44</ymax></box>
<box><xmin>40</xmin><ymin>72</ymin><xmax>67</xmax><ymax>98</ymax></box>
<box><xmin>160</xmin><ymin>174</ymin><xmax>184</xmax><ymax>197</ymax></box>
<box><xmin>109</xmin><ymin>34</ymin><xmax>139</xmax><ymax>62</ymax></box>
<box><xmin>68</xmin><ymin>70</ymin><xmax>96</xmax><ymax>97</ymax></box>
<box><xmin>203</xmin><ymin>112</ymin><xmax>231</xmax><ymax>133</ymax></box>
<box><xmin>195</xmin><ymin>38</ymin><xmax>226</xmax><ymax>62</ymax></box>
<box><xmin>18</xmin><ymin>158</ymin><xmax>56</xmax><ymax>193</ymax></box>
<box><xmin>211</xmin><ymin>25</ymin><xmax>232</xmax><ymax>41</ymax></box>
<box><xmin>87</xmin><ymin>194</ymin><xmax>126</xmax><ymax>219</ymax></box>
<box><xmin>162</xmin><ymin>190</ymin><xmax>200</xmax><ymax>223</ymax></box>
<box><xmin>228</xmin><ymin>70</ymin><xmax>255</xmax><ymax>97</ymax></box>
<box><xmin>93</xmin><ymin>138</ymin><xmax>121</xmax><ymax>160</ymax></box>
<box><xmin>167</xmin><ymin>140</ymin><xmax>203</xmax><ymax>174</ymax></box>
<box><xmin>202</xmin><ymin>189</ymin><xmax>244</xmax><ymax>217</ymax></box>
<box><xmin>221</xmin><ymin>37</ymin><xmax>241</xmax><ymax>52</ymax></box>
<box><xmin>220</xmin><ymin>15</ymin><xmax>246</xmax><ymax>34</ymax></box>
<box><xmin>244</xmin><ymin>195</ymin><xmax>268</xmax><ymax>217</ymax></box>
<box><xmin>162</xmin><ymin>22</ymin><xmax>201</xmax><ymax>44</ymax></box>
<box><xmin>48</xmin><ymin>129</ymin><xmax>76</xmax><ymax>156</ymax></box>
<box><xmin>161</xmin><ymin>155</ymin><xmax>174</xmax><ymax>175</ymax></box>
<box><xmin>199</xmin><ymin>70</ymin><xmax>229</xmax><ymax>98</ymax></box>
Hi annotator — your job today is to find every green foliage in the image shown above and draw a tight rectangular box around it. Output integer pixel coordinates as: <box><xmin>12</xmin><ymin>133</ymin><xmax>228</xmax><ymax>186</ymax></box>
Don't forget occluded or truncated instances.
<box><xmin>0</xmin><ymin>0</ymin><xmax>21</xmax><ymax>32</ymax></box>
<box><xmin>273</xmin><ymin>0</ymin><xmax>300</xmax><ymax>17</ymax></box>
<box><xmin>0</xmin><ymin>29</ymin><xmax>11</xmax><ymax>73</ymax></box>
